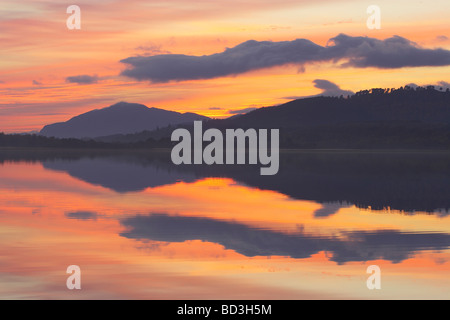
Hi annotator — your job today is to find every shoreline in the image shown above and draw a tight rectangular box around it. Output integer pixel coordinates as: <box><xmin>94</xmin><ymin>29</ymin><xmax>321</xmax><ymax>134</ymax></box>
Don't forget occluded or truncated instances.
<box><xmin>1</xmin><ymin>146</ymin><xmax>449</xmax><ymax>154</ymax></box>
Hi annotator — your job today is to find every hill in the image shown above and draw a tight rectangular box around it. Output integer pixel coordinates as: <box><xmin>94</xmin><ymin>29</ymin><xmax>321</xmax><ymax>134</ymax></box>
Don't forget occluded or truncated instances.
<box><xmin>204</xmin><ymin>86</ymin><xmax>450</xmax><ymax>149</ymax></box>
<box><xmin>219</xmin><ymin>86</ymin><xmax>450</xmax><ymax>127</ymax></box>
<box><xmin>40</xmin><ymin>102</ymin><xmax>210</xmax><ymax>139</ymax></box>
<box><xmin>5</xmin><ymin>85</ymin><xmax>450</xmax><ymax>149</ymax></box>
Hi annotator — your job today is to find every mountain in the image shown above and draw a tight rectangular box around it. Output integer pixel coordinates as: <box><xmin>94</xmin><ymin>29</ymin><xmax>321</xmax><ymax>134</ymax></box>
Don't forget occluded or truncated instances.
<box><xmin>40</xmin><ymin>102</ymin><xmax>210</xmax><ymax>139</ymax></box>
<box><xmin>16</xmin><ymin>86</ymin><xmax>450</xmax><ymax>149</ymax></box>
<box><xmin>216</xmin><ymin>86</ymin><xmax>450</xmax><ymax>127</ymax></box>
<box><xmin>90</xmin><ymin>86</ymin><xmax>450</xmax><ymax>147</ymax></box>
<box><xmin>204</xmin><ymin>86</ymin><xmax>450</xmax><ymax>149</ymax></box>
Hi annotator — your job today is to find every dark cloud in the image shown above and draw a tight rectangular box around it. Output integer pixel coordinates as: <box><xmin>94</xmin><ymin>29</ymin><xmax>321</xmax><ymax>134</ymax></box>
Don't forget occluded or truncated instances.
<box><xmin>120</xmin><ymin>34</ymin><xmax>450</xmax><ymax>83</ymax></box>
<box><xmin>283</xmin><ymin>79</ymin><xmax>354</xmax><ymax>100</ymax></box>
<box><xmin>32</xmin><ymin>80</ymin><xmax>42</xmax><ymax>86</ymax></box>
<box><xmin>65</xmin><ymin>211</ymin><xmax>98</xmax><ymax>220</ymax></box>
<box><xmin>120</xmin><ymin>37</ymin><xmax>323</xmax><ymax>82</ymax></box>
<box><xmin>325</xmin><ymin>34</ymin><xmax>450</xmax><ymax>68</ymax></box>
<box><xmin>436</xmin><ymin>35</ymin><xmax>449</xmax><ymax>42</ymax></box>
<box><xmin>65</xmin><ymin>74</ymin><xmax>99</xmax><ymax>84</ymax></box>
<box><xmin>312</xmin><ymin>79</ymin><xmax>354</xmax><ymax>97</ymax></box>
<box><xmin>313</xmin><ymin>202</ymin><xmax>350</xmax><ymax>218</ymax></box>
<box><xmin>228</xmin><ymin>107</ymin><xmax>258</xmax><ymax>115</ymax></box>
<box><xmin>120</xmin><ymin>213</ymin><xmax>450</xmax><ymax>264</ymax></box>
<box><xmin>208</xmin><ymin>107</ymin><xmax>223</xmax><ymax>110</ymax></box>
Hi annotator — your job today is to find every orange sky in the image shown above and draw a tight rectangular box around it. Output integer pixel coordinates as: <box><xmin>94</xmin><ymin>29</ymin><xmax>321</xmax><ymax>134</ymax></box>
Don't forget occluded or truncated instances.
<box><xmin>0</xmin><ymin>0</ymin><xmax>449</xmax><ymax>132</ymax></box>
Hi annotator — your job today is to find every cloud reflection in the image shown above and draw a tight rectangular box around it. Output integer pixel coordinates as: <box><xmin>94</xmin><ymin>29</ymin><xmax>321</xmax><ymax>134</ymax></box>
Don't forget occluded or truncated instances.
<box><xmin>120</xmin><ymin>213</ymin><xmax>450</xmax><ymax>264</ymax></box>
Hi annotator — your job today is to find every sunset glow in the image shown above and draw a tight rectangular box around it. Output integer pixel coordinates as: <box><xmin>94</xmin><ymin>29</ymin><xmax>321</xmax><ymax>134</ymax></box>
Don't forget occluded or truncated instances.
<box><xmin>1</xmin><ymin>0</ymin><xmax>450</xmax><ymax>302</ymax></box>
<box><xmin>1</xmin><ymin>0</ymin><xmax>449</xmax><ymax>132</ymax></box>
<box><xmin>0</xmin><ymin>160</ymin><xmax>448</xmax><ymax>299</ymax></box>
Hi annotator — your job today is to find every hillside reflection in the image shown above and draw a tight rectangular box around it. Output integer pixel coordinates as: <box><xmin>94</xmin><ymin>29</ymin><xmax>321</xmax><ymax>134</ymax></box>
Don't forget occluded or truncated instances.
<box><xmin>2</xmin><ymin>149</ymin><xmax>449</xmax><ymax>215</ymax></box>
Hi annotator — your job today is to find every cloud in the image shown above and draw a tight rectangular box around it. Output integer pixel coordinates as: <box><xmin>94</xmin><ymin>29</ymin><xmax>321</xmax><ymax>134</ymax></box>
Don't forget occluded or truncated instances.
<box><xmin>120</xmin><ymin>34</ymin><xmax>450</xmax><ymax>83</ymax></box>
<box><xmin>324</xmin><ymin>34</ymin><xmax>450</xmax><ymax>68</ymax></box>
<box><xmin>135</xmin><ymin>43</ymin><xmax>171</xmax><ymax>56</ymax></box>
<box><xmin>32</xmin><ymin>80</ymin><xmax>42</xmax><ymax>85</ymax></box>
<box><xmin>405</xmin><ymin>83</ymin><xmax>418</xmax><ymax>89</ymax></box>
<box><xmin>65</xmin><ymin>211</ymin><xmax>98</xmax><ymax>220</ymax></box>
<box><xmin>437</xmin><ymin>81</ymin><xmax>450</xmax><ymax>90</ymax></box>
<box><xmin>228</xmin><ymin>107</ymin><xmax>258</xmax><ymax>115</ymax></box>
<box><xmin>283</xmin><ymin>79</ymin><xmax>354</xmax><ymax>100</ymax></box>
<box><xmin>65</xmin><ymin>74</ymin><xmax>99</xmax><ymax>84</ymax></box>
<box><xmin>312</xmin><ymin>79</ymin><xmax>354</xmax><ymax>97</ymax></box>
<box><xmin>313</xmin><ymin>202</ymin><xmax>351</xmax><ymax>218</ymax></box>
<box><xmin>436</xmin><ymin>35</ymin><xmax>449</xmax><ymax>42</ymax></box>
<box><xmin>120</xmin><ymin>38</ymin><xmax>323</xmax><ymax>82</ymax></box>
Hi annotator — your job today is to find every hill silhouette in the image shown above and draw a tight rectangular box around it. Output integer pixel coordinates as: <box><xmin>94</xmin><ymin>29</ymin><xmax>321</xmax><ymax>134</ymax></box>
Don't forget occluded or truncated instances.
<box><xmin>222</xmin><ymin>86</ymin><xmax>450</xmax><ymax>127</ymax></box>
<box><xmin>205</xmin><ymin>85</ymin><xmax>450</xmax><ymax>149</ymax></box>
<box><xmin>40</xmin><ymin>101</ymin><xmax>210</xmax><ymax>139</ymax></box>
<box><xmin>2</xmin><ymin>85</ymin><xmax>450</xmax><ymax>149</ymax></box>
<box><xmin>86</xmin><ymin>85</ymin><xmax>450</xmax><ymax>149</ymax></box>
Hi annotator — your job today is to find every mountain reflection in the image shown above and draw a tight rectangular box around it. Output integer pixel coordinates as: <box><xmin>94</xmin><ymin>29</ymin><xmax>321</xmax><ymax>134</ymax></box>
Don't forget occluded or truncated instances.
<box><xmin>1</xmin><ymin>149</ymin><xmax>450</xmax><ymax>215</ymax></box>
<box><xmin>44</xmin><ymin>156</ymin><xmax>197</xmax><ymax>192</ymax></box>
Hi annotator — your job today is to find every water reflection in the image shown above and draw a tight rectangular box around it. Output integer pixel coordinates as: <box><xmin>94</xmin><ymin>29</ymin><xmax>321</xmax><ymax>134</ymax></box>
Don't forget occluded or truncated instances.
<box><xmin>2</xmin><ymin>149</ymin><xmax>449</xmax><ymax>215</ymax></box>
<box><xmin>44</xmin><ymin>156</ymin><xmax>197</xmax><ymax>192</ymax></box>
<box><xmin>0</xmin><ymin>149</ymin><xmax>449</xmax><ymax>299</ymax></box>
<box><xmin>120</xmin><ymin>213</ymin><xmax>450</xmax><ymax>264</ymax></box>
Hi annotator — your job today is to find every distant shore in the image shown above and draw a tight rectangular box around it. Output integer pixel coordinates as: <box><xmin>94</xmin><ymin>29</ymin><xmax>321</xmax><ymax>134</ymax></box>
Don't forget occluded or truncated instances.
<box><xmin>1</xmin><ymin>146</ymin><xmax>449</xmax><ymax>154</ymax></box>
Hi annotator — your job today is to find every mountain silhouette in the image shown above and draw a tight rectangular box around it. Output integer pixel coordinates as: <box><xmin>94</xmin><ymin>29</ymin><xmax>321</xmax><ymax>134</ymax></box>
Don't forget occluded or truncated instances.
<box><xmin>203</xmin><ymin>86</ymin><xmax>450</xmax><ymax>149</ymax></box>
<box><xmin>5</xmin><ymin>85</ymin><xmax>450</xmax><ymax>148</ymax></box>
<box><xmin>218</xmin><ymin>86</ymin><xmax>450</xmax><ymax>128</ymax></box>
<box><xmin>85</xmin><ymin>86</ymin><xmax>450</xmax><ymax>148</ymax></box>
<box><xmin>40</xmin><ymin>102</ymin><xmax>210</xmax><ymax>139</ymax></box>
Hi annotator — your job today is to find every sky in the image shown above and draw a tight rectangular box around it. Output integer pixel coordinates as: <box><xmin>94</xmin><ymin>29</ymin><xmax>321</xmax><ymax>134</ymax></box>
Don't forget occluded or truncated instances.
<box><xmin>0</xmin><ymin>0</ymin><xmax>449</xmax><ymax>132</ymax></box>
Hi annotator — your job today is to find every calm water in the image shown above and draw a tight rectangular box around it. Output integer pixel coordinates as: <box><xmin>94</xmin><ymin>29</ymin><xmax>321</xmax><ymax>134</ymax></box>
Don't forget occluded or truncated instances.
<box><xmin>0</xmin><ymin>149</ymin><xmax>449</xmax><ymax>299</ymax></box>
